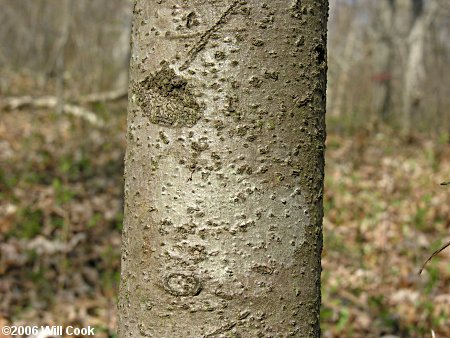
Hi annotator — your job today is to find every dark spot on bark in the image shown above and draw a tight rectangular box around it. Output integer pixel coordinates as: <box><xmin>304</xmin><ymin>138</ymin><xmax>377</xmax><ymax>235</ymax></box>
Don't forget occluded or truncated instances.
<box><xmin>249</xmin><ymin>76</ymin><xmax>262</xmax><ymax>88</ymax></box>
<box><xmin>214</xmin><ymin>51</ymin><xmax>226</xmax><ymax>60</ymax></box>
<box><xmin>252</xmin><ymin>39</ymin><xmax>264</xmax><ymax>47</ymax></box>
<box><xmin>191</xmin><ymin>138</ymin><xmax>209</xmax><ymax>152</ymax></box>
<box><xmin>263</xmin><ymin>69</ymin><xmax>279</xmax><ymax>81</ymax></box>
<box><xmin>186</xmin><ymin>12</ymin><xmax>199</xmax><ymax>29</ymax></box>
<box><xmin>252</xmin><ymin>264</ymin><xmax>274</xmax><ymax>274</ymax></box>
<box><xmin>159</xmin><ymin>131</ymin><xmax>169</xmax><ymax>144</ymax></box>
<box><xmin>314</xmin><ymin>44</ymin><xmax>326</xmax><ymax>64</ymax></box>
<box><xmin>295</xmin><ymin>36</ymin><xmax>305</xmax><ymax>47</ymax></box>
<box><xmin>291</xmin><ymin>0</ymin><xmax>306</xmax><ymax>19</ymax></box>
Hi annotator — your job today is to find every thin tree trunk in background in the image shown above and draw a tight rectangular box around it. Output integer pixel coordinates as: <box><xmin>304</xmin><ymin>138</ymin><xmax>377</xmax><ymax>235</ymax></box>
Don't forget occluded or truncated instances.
<box><xmin>119</xmin><ymin>0</ymin><xmax>328</xmax><ymax>337</ymax></box>
<box><xmin>55</xmin><ymin>0</ymin><xmax>70</xmax><ymax>115</ymax></box>
<box><xmin>403</xmin><ymin>0</ymin><xmax>437</xmax><ymax>133</ymax></box>
<box><xmin>330</xmin><ymin>20</ymin><xmax>358</xmax><ymax>117</ymax></box>
<box><xmin>372</xmin><ymin>0</ymin><xmax>395</xmax><ymax>120</ymax></box>
<box><xmin>112</xmin><ymin>0</ymin><xmax>132</xmax><ymax>91</ymax></box>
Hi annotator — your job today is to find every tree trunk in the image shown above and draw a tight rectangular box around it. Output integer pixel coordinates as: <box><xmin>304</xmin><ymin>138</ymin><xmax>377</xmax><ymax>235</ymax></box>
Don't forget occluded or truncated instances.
<box><xmin>402</xmin><ymin>0</ymin><xmax>437</xmax><ymax>133</ymax></box>
<box><xmin>372</xmin><ymin>0</ymin><xmax>396</xmax><ymax>120</ymax></box>
<box><xmin>119</xmin><ymin>1</ymin><xmax>328</xmax><ymax>337</ymax></box>
<box><xmin>330</xmin><ymin>19</ymin><xmax>358</xmax><ymax>118</ymax></box>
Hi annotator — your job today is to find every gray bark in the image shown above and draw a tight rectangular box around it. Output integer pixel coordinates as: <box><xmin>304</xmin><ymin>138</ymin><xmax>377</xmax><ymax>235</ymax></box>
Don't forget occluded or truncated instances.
<box><xmin>119</xmin><ymin>1</ymin><xmax>328</xmax><ymax>337</ymax></box>
<box><xmin>372</xmin><ymin>0</ymin><xmax>396</xmax><ymax>120</ymax></box>
<box><xmin>403</xmin><ymin>0</ymin><xmax>437</xmax><ymax>133</ymax></box>
<box><xmin>330</xmin><ymin>18</ymin><xmax>358</xmax><ymax>117</ymax></box>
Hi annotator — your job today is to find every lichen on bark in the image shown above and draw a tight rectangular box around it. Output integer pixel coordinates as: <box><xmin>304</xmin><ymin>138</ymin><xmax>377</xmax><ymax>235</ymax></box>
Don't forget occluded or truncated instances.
<box><xmin>134</xmin><ymin>63</ymin><xmax>202</xmax><ymax>128</ymax></box>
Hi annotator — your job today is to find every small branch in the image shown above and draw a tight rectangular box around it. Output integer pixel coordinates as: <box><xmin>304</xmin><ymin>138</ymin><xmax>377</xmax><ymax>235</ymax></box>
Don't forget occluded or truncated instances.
<box><xmin>418</xmin><ymin>181</ymin><xmax>449</xmax><ymax>275</ymax></box>
<box><xmin>1</xmin><ymin>95</ymin><xmax>105</xmax><ymax>127</ymax></box>
<box><xmin>78</xmin><ymin>88</ymin><xmax>128</xmax><ymax>104</ymax></box>
<box><xmin>1</xmin><ymin>88</ymin><xmax>128</xmax><ymax>126</ymax></box>
<box><xmin>419</xmin><ymin>240</ymin><xmax>450</xmax><ymax>275</ymax></box>
<box><xmin>62</xmin><ymin>103</ymin><xmax>105</xmax><ymax>126</ymax></box>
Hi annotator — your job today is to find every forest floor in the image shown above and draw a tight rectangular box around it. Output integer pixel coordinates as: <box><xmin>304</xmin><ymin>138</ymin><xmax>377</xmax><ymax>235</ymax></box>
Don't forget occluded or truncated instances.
<box><xmin>0</xmin><ymin>100</ymin><xmax>449</xmax><ymax>338</ymax></box>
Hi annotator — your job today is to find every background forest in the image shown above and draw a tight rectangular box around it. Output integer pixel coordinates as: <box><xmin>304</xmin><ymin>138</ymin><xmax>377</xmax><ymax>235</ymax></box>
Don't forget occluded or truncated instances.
<box><xmin>0</xmin><ymin>0</ymin><xmax>449</xmax><ymax>337</ymax></box>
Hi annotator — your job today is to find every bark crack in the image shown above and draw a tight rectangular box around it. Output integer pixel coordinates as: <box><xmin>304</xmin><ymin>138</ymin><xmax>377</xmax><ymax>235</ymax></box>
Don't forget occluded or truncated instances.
<box><xmin>204</xmin><ymin>321</ymin><xmax>237</xmax><ymax>337</ymax></box>
<box><xmin>179</xmin><ymin>0</ymin><xmax>241</xmax><ymax>71</ymax></box>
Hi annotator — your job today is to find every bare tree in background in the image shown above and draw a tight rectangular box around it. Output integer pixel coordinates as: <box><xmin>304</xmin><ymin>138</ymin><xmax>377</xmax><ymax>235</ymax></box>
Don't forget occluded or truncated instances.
<box><xmin>328</xmin><ymin>1</ymin><xmax>360</xmax><ymax>118</ymax></box>
<box><xmin>54</xmin><ymin>0</ymin><xmax>71</xmax><ymax>115</ymax></box>
<box><xmin>403</xmin><ymin>0</ymin><xmax>438</xmax><ymax>133</ymax></box>
<box><xmin>118</xmin><ymin>0</ymin><xmax>328</xmax><ymax>337</ymax></box>
<box><xmin>372</xmin><ymin>0</ymin><xmax>396</xmax><ymax>121</ymax></box>
<box><xmin>0</xmin><ymin>0</ymin><xmax>132</xmax><ymax>95</ymax></box>
<box><xmin>326</xmin><ymin>0</ymin><xmax>449</xmax><ymax>133</ymax></box>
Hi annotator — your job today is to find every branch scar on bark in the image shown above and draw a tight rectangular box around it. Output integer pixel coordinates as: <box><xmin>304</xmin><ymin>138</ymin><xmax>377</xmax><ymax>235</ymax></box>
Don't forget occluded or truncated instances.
<box><xmin>179</xmin><ymin>0</ymin><xmax>241</xmax><ymax>71</ymax></box>
<box><xmin>163</xmin><ymin>272</ymin><xmax>202</xmax><ymax>297</ymax></box>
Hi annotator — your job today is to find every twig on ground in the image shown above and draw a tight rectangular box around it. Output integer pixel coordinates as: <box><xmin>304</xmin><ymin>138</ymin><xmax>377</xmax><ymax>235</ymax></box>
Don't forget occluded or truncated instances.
<box><xmin>419</xmin><ymin>240</ymin><xmax>450</xmax><ymax>275</ymax></box>
<box><xmin>78</xmin><ymin>88</ymin><xmax>127</xmax><ymax>104</ymax></box>
<box><xmin>0</xmin><ymin>89</ymin><xmax>126</xmax><ymax>127</ymax></box>
<box><xmin>418</xmin><ymin>181</ymin><xmax>450</xmax><ymax>275</ymax></box>
<box><xmin>1</xmin><ymin>95</ymin><xmax>104</xmax><ymax>127</ymax></box>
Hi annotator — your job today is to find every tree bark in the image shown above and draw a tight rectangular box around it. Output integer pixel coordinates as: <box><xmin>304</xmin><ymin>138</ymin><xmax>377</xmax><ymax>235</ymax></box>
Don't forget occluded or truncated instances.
<box><xmin>372</xmin><ymin>0</ymin><xmax>396</xmax><ymax>120</ymax></box>
<box><xmin>403</xmin><ymin>0</ymin><xmax>437</xmax><ymax>133</ymax></box>
<box><xmin>119</xmin><ymin>1</ymin><xmax>328</xmax><ymax>337</ymax></box>
<box><xmin>330</xmin><ymin>18</ymin><xmax>358</xmax><ymax>118</ymax></box>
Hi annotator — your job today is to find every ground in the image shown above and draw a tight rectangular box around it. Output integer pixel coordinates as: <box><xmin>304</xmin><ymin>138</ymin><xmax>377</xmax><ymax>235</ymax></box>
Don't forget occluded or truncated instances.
<box><xmin>0</xmin><ymin>99</ymin><xmax>449</xmax><ymax>337</ymax></box>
